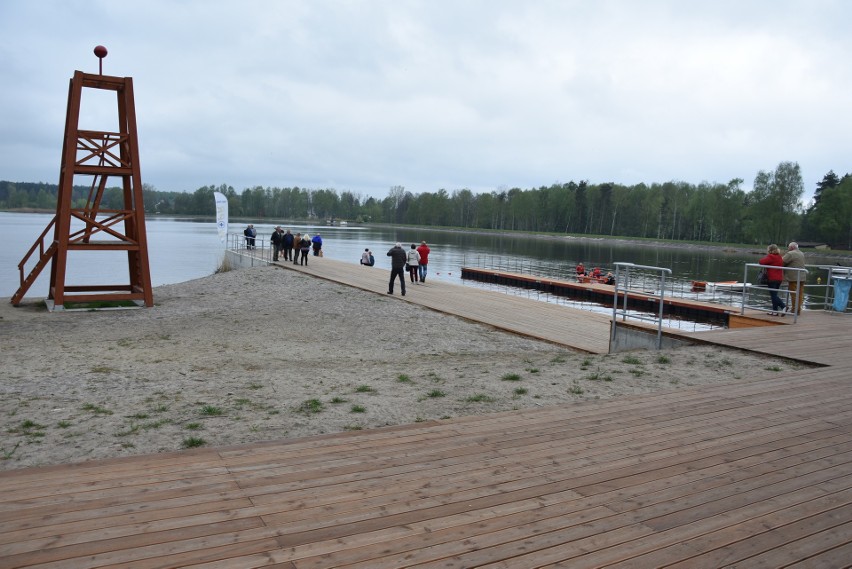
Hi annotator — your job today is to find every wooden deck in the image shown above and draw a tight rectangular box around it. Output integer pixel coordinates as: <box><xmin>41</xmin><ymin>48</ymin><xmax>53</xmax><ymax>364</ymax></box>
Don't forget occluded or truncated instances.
<box><xmin>2</xmin><ymin>255</ymin><xmax>851</xmax><ymax>568</ymax></box>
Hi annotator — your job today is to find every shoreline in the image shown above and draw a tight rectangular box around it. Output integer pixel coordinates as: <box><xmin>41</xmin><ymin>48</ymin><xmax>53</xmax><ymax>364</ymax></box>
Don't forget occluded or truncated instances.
<box><xmin>3</xmin><ymin>209</ymin><xmax>849</xmax><ymax>261</ymax></box>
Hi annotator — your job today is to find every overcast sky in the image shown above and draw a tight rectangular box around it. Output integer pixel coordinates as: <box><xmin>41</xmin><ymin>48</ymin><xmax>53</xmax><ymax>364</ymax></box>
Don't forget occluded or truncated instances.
<box><xmin>1</xmin><ymin>1</ymin><xmax>849</xmax><ymax>202</ymax></box>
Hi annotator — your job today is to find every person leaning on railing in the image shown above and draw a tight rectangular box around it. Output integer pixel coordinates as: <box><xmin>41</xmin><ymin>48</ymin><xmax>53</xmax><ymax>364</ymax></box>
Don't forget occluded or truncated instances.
<box><xmin>760</xmin><ymin>244</ymin><xmax>787</xmax><ymax>316</ymax></box>
<box><xmin>783</xmin><ymin>242</ymin><xmax>807</xmax><ymax>313</ymax></box>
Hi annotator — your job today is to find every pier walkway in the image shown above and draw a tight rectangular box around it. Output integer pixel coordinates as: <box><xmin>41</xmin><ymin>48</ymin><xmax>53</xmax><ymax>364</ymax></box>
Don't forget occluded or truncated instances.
<box><xmin>1</xmin><ymin>254</ymin><xmax>850</xmax><ymax>568</ymax></box>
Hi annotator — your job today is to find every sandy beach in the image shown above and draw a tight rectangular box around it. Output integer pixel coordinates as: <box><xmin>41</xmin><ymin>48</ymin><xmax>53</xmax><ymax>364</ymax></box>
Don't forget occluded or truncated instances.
<box><xmin>0</xmin><ymin>265</ymin><xmax>809</xmax><ymax>471</ymax></box>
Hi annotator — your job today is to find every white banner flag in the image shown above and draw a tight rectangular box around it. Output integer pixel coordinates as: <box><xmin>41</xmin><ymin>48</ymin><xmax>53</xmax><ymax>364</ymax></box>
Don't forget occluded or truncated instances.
<box><xmin>213</xmin><ymin>192</ymin><xmax>228</xmax><ymax>244</ymax></box>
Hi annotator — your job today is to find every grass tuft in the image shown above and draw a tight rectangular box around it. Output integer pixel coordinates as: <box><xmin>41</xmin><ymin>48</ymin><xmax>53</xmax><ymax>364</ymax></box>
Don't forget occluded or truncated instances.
<box><xmin>182</xmin><ymin>437</ymin><xmax>206</xmax><ymax>449</ymax></box>
<box><xmin>298</xmin><ymin>399</ymin><xmax>324</xmax><ymax>414</ymax></box>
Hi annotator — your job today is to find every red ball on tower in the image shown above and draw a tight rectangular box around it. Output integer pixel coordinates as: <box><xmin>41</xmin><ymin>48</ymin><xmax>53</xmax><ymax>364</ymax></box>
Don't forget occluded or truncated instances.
<box><xmin>94</xmin><ymin>45</ymin><xmax>108</xmax><ymax>58</ymax></box>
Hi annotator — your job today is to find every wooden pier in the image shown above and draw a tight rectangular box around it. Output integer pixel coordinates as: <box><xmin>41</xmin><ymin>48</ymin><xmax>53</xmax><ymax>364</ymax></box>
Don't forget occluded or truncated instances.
<box><xmin>1</xmin><ymin>255</ymin><xmax>850</xmax><ymax>568</ymax></box>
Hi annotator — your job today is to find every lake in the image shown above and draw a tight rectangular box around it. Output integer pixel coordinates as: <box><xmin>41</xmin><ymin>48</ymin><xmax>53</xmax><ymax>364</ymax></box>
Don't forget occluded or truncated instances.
<box><xmin>2</xmin><ymin>212</ymin><xmax>844</xmax><ymax>318</ymax></box>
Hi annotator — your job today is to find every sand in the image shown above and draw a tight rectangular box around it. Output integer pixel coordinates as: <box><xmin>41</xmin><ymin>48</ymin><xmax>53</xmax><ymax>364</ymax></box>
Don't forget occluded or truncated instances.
<box><xmin>0</xmin><ymin>265</ymin><xmax>808</xmax><ymax>471</ymax></box>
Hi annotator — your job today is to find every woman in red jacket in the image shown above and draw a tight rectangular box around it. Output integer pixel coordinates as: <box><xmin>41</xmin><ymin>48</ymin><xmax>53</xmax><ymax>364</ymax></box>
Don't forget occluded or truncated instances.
<box><xmin>759</xmin><ymin>244</ymin><xmax>787</xmax><ymax>316</ymax></box>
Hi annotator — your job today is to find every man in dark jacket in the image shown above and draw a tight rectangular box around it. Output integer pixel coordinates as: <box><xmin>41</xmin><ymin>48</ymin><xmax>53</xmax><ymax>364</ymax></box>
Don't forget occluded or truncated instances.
<box><xmin>270</xmin><ymin>226</ymin><xmax>283</xmax><ymax>261</ymax></box>
<box><xmin>282</xmin><ymin>229</ymin><xmax>295</xmax><ymax>261</ymax></box>
<box><xmin>387</xmin><ymin>242</ymin><xmax>407</xmax><ymax>296</ymax></box>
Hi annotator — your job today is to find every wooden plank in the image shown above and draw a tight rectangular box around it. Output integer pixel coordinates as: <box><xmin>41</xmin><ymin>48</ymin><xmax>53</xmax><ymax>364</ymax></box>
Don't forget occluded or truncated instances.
<box><xmin>0</xmin><ymin>257</ymin><xmax>851</xmax><ymax>568</ymax></box>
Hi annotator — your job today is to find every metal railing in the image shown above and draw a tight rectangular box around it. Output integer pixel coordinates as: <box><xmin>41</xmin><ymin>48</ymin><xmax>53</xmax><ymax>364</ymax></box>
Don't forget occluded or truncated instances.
<box><xmin>740</xmin><ymin>263</ymin><xmax>851</xmax><ymax>319</ymax></box>
<box><xmin>611</xmin><ymin>262</ymin><xmax>672</xmax><ymax>350</ymax></box>
<box><xmin>741</xmin><ymin>263</ymin><xmax>807</xmax><ymax>322</ymax></box>
<box><xmin>804</xmin><ymin>264</ymin><xmax>852</xmax><ymax>314</ymax></box>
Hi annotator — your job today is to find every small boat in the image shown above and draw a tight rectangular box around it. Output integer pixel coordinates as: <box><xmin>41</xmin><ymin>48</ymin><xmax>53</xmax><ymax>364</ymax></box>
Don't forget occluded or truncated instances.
<box><xmin>704</xmin><ymin>281</ymin><xmax>751</xmax><ymax>293</ymax></box>
<box><xmin>578</xmin><ymin>274</ymin><xmax>615</xmax><ymax>285</ymax></box>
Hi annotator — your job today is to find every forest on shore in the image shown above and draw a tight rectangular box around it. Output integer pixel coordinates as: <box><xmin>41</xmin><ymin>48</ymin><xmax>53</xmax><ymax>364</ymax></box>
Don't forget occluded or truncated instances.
<box><xmin>2</xmin><ymin>161</ymin><xmax>850</xmax><ymax>250</ymax></box>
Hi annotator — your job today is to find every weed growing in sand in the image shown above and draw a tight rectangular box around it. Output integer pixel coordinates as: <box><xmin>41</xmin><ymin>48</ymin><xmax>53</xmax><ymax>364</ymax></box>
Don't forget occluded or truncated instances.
<box><xmin>622</xmin><ymin>355</ymin><xmax>642</xmax><ymax>365</ymax></box>
<box><xmin>514</xmin><ymin>387</ymin><xmax>528</xmax><ymax>396</ymax></box>
<box><xmin>355</xmin><ymin>385</ymin><xmax>375</xmax><ymax>394</ymax></box>
<box><xmin>550</xmin><ymin>355</ymin><xmax>567</xmax><ymax>364</ymax></box>
<box><xmin>350</xmin><ymin>405</ymin><xmax>366</xmax><ymax>413</ymax></box>
<box><xmin>586</xmin><ymin>371</ymin><xmax>613</xmax><ymax>382</ymax></box>
<box><xmin>1</xmin><ymin>442</ymin><xmax>21</xmax><ymax>460</ymax></box>
<box><xmin>427</xmin><ymin>372</ymin><xmax>446</xmax><ymax>384</ymax></box>
<box><xmin>152</xmin><ymin>404</ymin><xmax>169</xmax><ymax>413</ymax></box>
<box><xmin>630</xmin><ymin>368</ymin><xmax>646</xmax><ymax>377</ymax></box>
<box><xmin>526</xmin><ymin>368</ymin><xmax>540</xmax><ymax>374</ymax></box>
<box><xmin>182</xmin><ymin>437</ymin><xmax>206</xmax><ymax>448</ymax></box>
<box><xmin>57</xmin><ymin>420</ymin><xmax>71</xmax><ymax>428</ymax></box>
<box><xmin>185</xmin><ymin>422</ymin><xmax>202</xmax><ymax>431</ymax></box>
<box><xmin>765</xmin><ymin>365</ymin><xmax>783</xmax><ymax>372</ymax></box>
<box><xmin>130</xmin><ymin>412</ymin><xmax>149</xmax><ymax>420</ymax></box>
<box><xmin>115</xmin><ymin>424</ymin><xmax>140</xmax><ymax>437</ymax></box>
<box><xmin>10</xmin><ymin>420</ymin><xmax>46</xmax><ymax>437</ymax></box>
<box><xmin>501</xmin><ymin>373</ymin><xmax>521</xmax><ymax>382</ymax></box>
<box><xmin>248</xmin><ymin>382</ymin><xmax>263</xmax><ymax>390</ymax></box>
<box><xmin>298</xmin><ymin>399</ymin><xmax>324</xmax><ymax>414</ymax></box>
<box><xmin>657</xmin><ymin>355</ymin><xmax>671</xmax><ymax>364</ymax></box>
<box><xmin>397</xmin><ymin>374</ymin><xmax>413</xmax><ymax>383</ymax></box>
<box><xmin>568</xmin><ymin>382</ymin><xmax>584</xmax><ymax>395</ymax></box>
<box><xmin>465</xmin><ymin>394</ymin><xmax>495</xmax><ymax>403</ymax></box>
<box><xmin>142</xmin><ymin>419</ymin><xmax>171</xmax><ymax>430</ymax></box>
<box><xmin>82</xmin><ymin>403</ymin><xmax>113</xmax><ymax>415</ymax></box>
<box><xmin>580</xmin><ymin>358</ymin><xmax>592</xmax><ymax>370</ymax></box>
<box><xmin>344</xmin><ymin>424</ymin><xmax>363</xmax><ymax>431</ymax></box>
<box><xmin>426</xmin><ymin>389</ymin><xmax>446</xmax><ymax>398</ymax></box>
<box><xmin>330</xmin><ymin>397</ymin><xmax>348</xmax><ymax>404</ymax></box>
<box><xmin>200</xmin><ymin>405</ymin><xmax>224</xmax><ymax>417</ymax></box>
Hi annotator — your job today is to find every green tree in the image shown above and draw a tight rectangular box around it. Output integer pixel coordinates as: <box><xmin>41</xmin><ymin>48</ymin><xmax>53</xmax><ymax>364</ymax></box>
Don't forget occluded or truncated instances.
<box><xmin>811</xmin><ymin>170</ymin><xmax>840</xmax><ymax>210</ymax></box>
<box><xmin>808</xmin><ymin>176</ymin><xmax>852</xmax><ymax>249</ymax></box>
<box><xmin>747</xmin><ymin>162</ymin><xmax>804</xmax><ymax>244</ymax></box>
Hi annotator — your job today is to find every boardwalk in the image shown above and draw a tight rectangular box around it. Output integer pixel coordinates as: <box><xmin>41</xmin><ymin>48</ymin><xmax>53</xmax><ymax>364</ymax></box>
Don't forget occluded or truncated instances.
<box><xmin>1</xmin><ymin>254</ymin><xmax>850</xmax><ymax>568</ymax></box>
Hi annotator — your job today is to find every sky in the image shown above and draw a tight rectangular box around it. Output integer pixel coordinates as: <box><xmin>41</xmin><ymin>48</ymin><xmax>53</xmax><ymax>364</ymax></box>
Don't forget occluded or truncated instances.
<box><xmin>1</xmin><ymin>1</ymin><xmax>850</xmax><ymax>202</ymax></box>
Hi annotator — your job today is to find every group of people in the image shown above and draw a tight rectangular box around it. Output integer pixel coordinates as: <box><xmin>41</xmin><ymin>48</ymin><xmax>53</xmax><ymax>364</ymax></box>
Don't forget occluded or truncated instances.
<box><xmin>267</xmin><ymin>227</ymin><xmax>323</xmax><ymax>266</ymax></box>
<box><xmin>759</xmin><ymin>241</ymin><xmax>807</xmax><ymax>316</ymax></box>
<box><xmin>385</xmin><ymin>241</ymin><xmax>431</xmax><ymax>296</ymax></box>
<box><xmin>575</xmin><ymin>262</ymin><xmax>615</xmax><ymax>285</ymax></box>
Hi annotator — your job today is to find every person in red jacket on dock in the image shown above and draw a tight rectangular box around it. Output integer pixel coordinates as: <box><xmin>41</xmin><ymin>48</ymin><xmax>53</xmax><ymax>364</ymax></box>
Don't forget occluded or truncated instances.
<box><xmin>759</xmin><ymin>243</ymin><xmax>787</xmax><ymax>316</ymax></box>
<box><xmin>416</xmin><ymin>241</ymin><xmax>430</xmax><ymax>283</ymax></box>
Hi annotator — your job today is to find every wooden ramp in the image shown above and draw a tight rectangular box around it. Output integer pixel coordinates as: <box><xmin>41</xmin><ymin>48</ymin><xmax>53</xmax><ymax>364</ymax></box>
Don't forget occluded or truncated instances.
<box><xmin>2</xmin><ymin>255</ymin><xmax>851</xmax><ymax>568</ymax></box>
<box><xmin>273</xmin><ymin>255</ymin><xmax>614</xmax><ymax>354</ymax></box>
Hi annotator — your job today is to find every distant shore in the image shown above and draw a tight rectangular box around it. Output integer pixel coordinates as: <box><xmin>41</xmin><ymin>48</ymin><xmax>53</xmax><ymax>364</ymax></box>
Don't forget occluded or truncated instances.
<box><xmin>3</xmin><ymin>209</ymin><xmax>850</xmax><ymax>262</ymax></box>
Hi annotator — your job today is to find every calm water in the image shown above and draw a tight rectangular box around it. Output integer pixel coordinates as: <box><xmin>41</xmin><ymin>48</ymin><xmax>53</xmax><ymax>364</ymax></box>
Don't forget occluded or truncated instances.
<box><xmin>2</xmin><ymin>212</ymin><xmax>844</xmax><ymax>322</ymax></box>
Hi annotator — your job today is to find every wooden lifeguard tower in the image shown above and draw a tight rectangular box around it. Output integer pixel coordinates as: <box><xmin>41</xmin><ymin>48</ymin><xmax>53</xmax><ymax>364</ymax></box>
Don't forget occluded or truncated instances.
<box><xmin>11</xmin><ymin>46</ymin><xmax>153</xmax><ymax>309</ymax></box>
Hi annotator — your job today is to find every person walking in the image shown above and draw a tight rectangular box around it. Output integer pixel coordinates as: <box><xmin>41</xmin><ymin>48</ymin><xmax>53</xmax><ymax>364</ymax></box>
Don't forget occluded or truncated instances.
<box><xmin>270</xmin><ymin>226</ymin><xmax>283</xmax><ymax>261</ymax></box>
<box><xmin>416</xmin><ymin>241</ymin><xmax>430</xmax><ymax>283</ymax></box>
<box><xmin>407</xmin><ymin>244</ymin><xmax>421</xmax><ymax>283</ymax></box>
<box><xmin>292</xmin><ymin>233</ymin><xmax>302</xmax><ymax>265</ymax></box>
<box><xmin>759</xmin><ymin>244</ymin><xmax>787</xmax><ymax>316</ymax></box>
<box><xmin>282</xmin><ymin>229</ymin><xmax>294</xmax><ymax>262</ymax></box>
<box><xmin>311</xmin><ymin>233</ymin><xmax>323</xmax><ymax>256</ymax></box>
<box><xmin>783</xmin><ymin>241</ymin><xmax>807</xmax><ymax>313</ymax></box>
<box><xmin>387</xmin><ymin>242</ymin><xmax>407</xmax><ymax>296</ymax></box>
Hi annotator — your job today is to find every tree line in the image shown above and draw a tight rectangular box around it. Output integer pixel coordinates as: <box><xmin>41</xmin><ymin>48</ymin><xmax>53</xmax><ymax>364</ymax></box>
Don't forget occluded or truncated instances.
<box><xmin>2</xmin><ymin>161</ymin><xmax>849</xmax><ymax>249</ymax></box>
